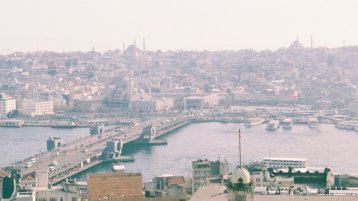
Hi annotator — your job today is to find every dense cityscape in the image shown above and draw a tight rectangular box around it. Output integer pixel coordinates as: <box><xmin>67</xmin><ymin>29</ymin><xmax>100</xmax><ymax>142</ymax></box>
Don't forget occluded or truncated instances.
<box><xmin>0</xmin><ymin>39</ymin><xmax>358</xmax><ymax>201</ymax></box>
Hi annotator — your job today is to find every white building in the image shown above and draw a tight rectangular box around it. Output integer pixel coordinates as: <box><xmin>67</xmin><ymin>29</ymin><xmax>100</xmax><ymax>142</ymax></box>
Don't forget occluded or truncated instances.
<box><xmin>0</xmin><ymin>93</ymin><xmax>16</xmax><ymax>117</ymax></box>
<box><xmin>184</xmin><ymin>94</ymin><xmax>221</xmax><ymax>110</ymax></box>
<box><xmin>132</xmin><ymin>97</ymin><xmax>174</xmax><ymax>112</ymax></box>
<box><xmin>22</xmin><ymin>100</ymin><xmax>54</xmax><ymax>116</ymax></box>
<box><xmin>261</xmin><ymin>157</ymin><xmax>309</xmax><ymax>169</ymax></box>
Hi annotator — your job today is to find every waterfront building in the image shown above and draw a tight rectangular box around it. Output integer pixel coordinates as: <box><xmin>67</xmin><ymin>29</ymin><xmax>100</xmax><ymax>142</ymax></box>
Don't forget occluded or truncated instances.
<box><xmin>132</xmin><ymin>97</ymin><xmax>174</xmax><ymax>112</ymax></box>
<box><xmin>184</xmin><ymin>94</ymin><xmax>221</xmax><ymax>110</ymax></box>
<box><xmin>261</xmin><ymin>157</ymin><xmax>309</xmax><ymax>169</ymax></box>
<box><xmin>21</xmin><ymin>99</ymin><xmax>54</xmax><ymax>116</ymax></box>
<box><xmin>87</xmin><ymin>172</ymin><xmax>142</xmax><ymax>201</ymax></box>
<box><xmin>0</xmin><ymin>93</ymin><xmax>16</xmax><ymax>117</ymax></box>
<box><xmin>192</xmin><ymin>159</ymin><xmax>228</xmax><ymax>193</ymax></box>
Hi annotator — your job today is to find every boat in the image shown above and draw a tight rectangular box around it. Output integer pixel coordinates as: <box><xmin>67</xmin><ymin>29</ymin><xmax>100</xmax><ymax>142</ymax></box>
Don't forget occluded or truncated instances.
<box><xmin>112</xmin><ymin>162</ymin><xmax>125</xmax><ymax>172</ymax></box>
<box><xmin>51</xmin><ymin>122</ymin><xmax>78</xmax><ymax>129</ymax></box>
<box><xmin>281</xmin><ymin>118</ymin><xmax>293</xmax><ymax>129</ymax></box>
<box><xmin>335</xmin><ymin>121</ymin><xmax>356</xmax><ymax>130</ymax></box>
<box><xmin>244</xmin><ymin>118</ymin><xmax>265</xmax><ymax>127</ymax></box>
<box><xmin>266</xmin><ymin>120</ymin><xmax>280</xmax><ymax>131</ymax></box>
<box><xmin>307</xmin><ymin>118</ymin><xmax>319</xmax><ymax>128</ymax></box>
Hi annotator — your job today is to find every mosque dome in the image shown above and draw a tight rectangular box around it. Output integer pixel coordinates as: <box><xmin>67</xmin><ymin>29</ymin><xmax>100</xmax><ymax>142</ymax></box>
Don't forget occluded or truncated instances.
<box><xmin>231</xmin><ymin>166</ymin><xmax>251</xmax><ymax>184</ymax></box>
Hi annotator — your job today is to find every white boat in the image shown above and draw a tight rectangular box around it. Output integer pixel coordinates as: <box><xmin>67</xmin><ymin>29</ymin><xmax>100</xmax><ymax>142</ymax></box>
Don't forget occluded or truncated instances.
<box><xmin>335</xmin><ymin>121</ymin><xmax>356</xmax><ymax>130</ymax></box>
<box><xmin>244</xmin><ymin>118</ymin><xmax>265</xmax><ymax>127</ymax></box>
<box><xmin>281</xmin><ymin>118</ymin><xmax>293</xmax><ymax>129</ymax></box>
<box><xmin>307</xmin><ymin>118</ymin><xmax>319</xmax><ymax>128</ymax></box>
<box><xmin>266</xmin><ymin>120</ymin><xmax>280</xmax><ymax>131</ymax></box>
<box><xmin>112</xmin><ymin>163</ymin><xmax>125</xmax><ymax>172</ymax></box>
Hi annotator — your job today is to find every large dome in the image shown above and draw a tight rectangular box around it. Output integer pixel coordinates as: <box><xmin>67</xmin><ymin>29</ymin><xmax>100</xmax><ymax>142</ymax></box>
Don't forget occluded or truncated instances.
<box><xmin>231</xmin><ymin>166</ymin><xmax>251</xmax><ymax>184</ymax></box>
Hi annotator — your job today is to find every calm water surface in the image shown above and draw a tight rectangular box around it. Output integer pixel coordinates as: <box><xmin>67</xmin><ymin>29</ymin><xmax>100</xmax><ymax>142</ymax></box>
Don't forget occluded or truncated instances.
<box><xmin>1</xmin><ymin>123</ymin><xmax>357</xmax><ymax>182</ymax></box>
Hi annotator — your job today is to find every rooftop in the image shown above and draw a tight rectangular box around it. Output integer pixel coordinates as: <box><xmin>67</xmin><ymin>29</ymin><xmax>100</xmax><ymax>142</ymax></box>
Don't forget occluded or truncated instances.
<box><xmin>262</xmin><ymin>157</ymin><xmax>308</xmax><ymax>162</ymax></box>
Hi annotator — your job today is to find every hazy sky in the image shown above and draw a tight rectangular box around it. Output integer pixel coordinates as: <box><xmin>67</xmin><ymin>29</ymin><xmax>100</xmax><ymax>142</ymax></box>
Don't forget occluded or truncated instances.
<box><xmin>1</xmin><ymin>0</ymin><xmax>358</xmax><ymax>52</ymax></box>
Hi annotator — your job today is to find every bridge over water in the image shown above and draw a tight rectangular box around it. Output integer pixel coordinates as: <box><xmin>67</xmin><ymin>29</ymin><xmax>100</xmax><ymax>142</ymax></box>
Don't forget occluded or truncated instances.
<box><xmin>14</xmin><ymin>115</ymin><xmax>192</xmax><ymax>184</ymax></box>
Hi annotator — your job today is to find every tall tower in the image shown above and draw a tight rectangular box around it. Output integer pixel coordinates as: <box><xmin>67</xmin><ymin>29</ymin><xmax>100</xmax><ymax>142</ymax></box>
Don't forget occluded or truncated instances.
<box><xmin>143</xmin><ymin>38</ymin><xmax>146</xmax><ymax>52</ymax></box>
<box><xmin>122</xmin><ymin>42</ymin><xmax>125</xmax><ymax>54</ymax></box>
<box><xmin>238</xmin><ymin>129</ymin><xmax>242</xmax><ymax>168</ymax></box>
<box><xmin>149</xmin><ymin>63</ymin><xmax>152</xmax><ymax>97</ymax></box>
<box><xmin>128</xmin><ymin>63</ymin><xmax>133</xmax><ymax>102</ymax></box>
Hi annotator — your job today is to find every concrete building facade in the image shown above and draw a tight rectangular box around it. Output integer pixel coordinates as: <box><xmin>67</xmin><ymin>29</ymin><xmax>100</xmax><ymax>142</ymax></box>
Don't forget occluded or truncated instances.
<box><xmin>22</xmin><ymin>100</ymin><xmax>54</xmax><ymax>116</ymax></box>
<box><xmin>0</xmin><ymin>93</ymin><xmax>16</xmax><ymax>117</ymax></box>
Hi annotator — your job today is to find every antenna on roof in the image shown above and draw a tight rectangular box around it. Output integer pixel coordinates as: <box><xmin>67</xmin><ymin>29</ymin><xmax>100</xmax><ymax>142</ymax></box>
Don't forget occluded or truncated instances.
<box><xmin>238</xmin><ymin>128</ymin><xmax>242</xmax><ymax>168</ymax></box>
<box><xmin>269</xmin><ymin>147</ymin><xmax>271</xmax><ymax>168</ymax></box>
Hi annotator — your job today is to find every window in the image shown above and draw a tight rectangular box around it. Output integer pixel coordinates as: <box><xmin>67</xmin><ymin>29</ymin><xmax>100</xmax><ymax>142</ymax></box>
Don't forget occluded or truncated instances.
<box><xmin>72</xmin><ymin>197</ymin><xmax>77</xmax><ymax>201</ymax></box>
<box><xmin>49</xmin><ymin>198</ymin><xmax>57</xmax><ymax>201</ymax></box>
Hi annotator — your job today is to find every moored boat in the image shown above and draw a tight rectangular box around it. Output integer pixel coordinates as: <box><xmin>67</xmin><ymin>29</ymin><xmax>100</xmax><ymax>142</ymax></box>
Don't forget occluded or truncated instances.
<box><xmin>307</xmin><ymin>118</ymin><xmax>319</xmax><ymax>128</ymax></box>
<box><xmin>244</xmin><ymin>117</ymin><xmax>265</xmax><ymax>127</ymax></box>
<box><xmin>281</xmin><ymin>118</ymin><xmax>293</xmax><ymax>129</ymax></box>
<box><xmin>266</xmin><ymin>120</ymin><xmax>280</xmax><ymax>131</ymax></box>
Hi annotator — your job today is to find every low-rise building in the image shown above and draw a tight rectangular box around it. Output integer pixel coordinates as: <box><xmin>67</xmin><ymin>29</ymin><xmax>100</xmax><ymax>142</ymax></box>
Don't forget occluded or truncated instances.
<box><xmin>261</xmin><ymin>157</ymin><xmax>309</xmax><ymax>169</ymax></box>
<box><xmin>87</xmin><ymin>172</ymin><xmax>143</xmax><ymax>201</ymax></box>
<box><xmin>0</xmin><ymin>93</ymin><xmax>16</xmax><ymax>117</ymax></box>
<box><xmin>132</xmin><ymin>98</ymin><xmax>174</xmax><ymax>112</ymax></box>
<box><xmin>21</xmin><ymin>99</ymin><xmax>54</xmax><ymax>116</ymax></box>
<box><xmin>184</xmin><ymin>94</ymin><xmax>221</xmax><ymax>110</ymax></box>
<box><xmin>192</xmin><ymin>159</ymin><xmax>229</xmax><ymax>193</ymax></box>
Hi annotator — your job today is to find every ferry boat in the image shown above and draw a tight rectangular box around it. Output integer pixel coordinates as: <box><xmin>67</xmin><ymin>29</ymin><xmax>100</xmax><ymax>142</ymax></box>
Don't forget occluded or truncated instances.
<box><xmin>335</xmin><ymin>121</ymin><xmax>356</xmax><ymax>130</ymax></box>
<box><xmin>0</xmin><ymin>119</ymin><xmax>24</xmax><ymax>127</ymax></box>
<box><xmin>244</xmin><ymin>118</ymin><xmax>265</xmax><ymax>127</ymax></box>
<box><xmin>281</xmin><ymin>118</ymin><xmax>293</xmax><ymax>129</ymax></box>
<box><xmin>266</xmin><ymin>120</ymin><xmax>280</xmax><ymax>131</ymax></box>
<box><xmin>307</xmin><ymin>118</ymin><xmax>319</xmax><ymax>128</ymax></box>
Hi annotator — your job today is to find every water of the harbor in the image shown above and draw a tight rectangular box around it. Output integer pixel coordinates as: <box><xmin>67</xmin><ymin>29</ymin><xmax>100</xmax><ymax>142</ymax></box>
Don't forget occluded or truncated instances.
<box><xmin>0</xmin><ymin>127</ymin><xmax>89</xmax><ymax>166</ymax></box>
<box><xmin>1</xmin><ymin>123</ymin><xmax>358</xmax><ymax>182</ymax></box>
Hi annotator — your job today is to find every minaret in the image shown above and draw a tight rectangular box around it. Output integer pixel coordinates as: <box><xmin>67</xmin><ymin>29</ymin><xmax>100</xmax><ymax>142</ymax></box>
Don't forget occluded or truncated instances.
<box><xmin>149</xmin><ymin>64</ymin><xmax>152</xmax><ymax>97</ymax></box>
<box><xmin>311</xmin><ymin>35</ymin><xmax>313</xmax><ymax>48</ymax></box>
<box><xmin>122</xmin><ymin>42</ymin><xmax>125</xmax><ymax>54</ymax></box>
<box><xmin>128</xmin><ymin>63</ymin><xmax>133</xmax><ymax>102</ymax></box>
<box><xmin>143</xmin><ymin>38</ymin><xmax>146</xmax><ymax>52</ymax></box>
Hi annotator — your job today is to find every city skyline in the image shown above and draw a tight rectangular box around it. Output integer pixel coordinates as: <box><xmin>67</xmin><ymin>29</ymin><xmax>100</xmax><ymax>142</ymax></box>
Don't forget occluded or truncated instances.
<box><xmin>1</xmin><ymin>0</ymin><xmax>358</xmax><ymax>53</ymax></box>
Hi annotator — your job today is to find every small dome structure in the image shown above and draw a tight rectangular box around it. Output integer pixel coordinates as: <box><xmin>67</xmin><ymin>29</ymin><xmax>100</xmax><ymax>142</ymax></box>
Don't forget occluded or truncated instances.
<box><xmin>231</xmin><ymin>166</ymin><xmax>251</xmax><ymax>184</ymax></box>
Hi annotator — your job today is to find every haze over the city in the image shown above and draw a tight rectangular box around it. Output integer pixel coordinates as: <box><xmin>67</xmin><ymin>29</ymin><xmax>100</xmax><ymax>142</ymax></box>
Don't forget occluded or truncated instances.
<box><xmin>1</xmin><ymin>0</ymin><xmax>358</xmax><ymax>53</ymax></box>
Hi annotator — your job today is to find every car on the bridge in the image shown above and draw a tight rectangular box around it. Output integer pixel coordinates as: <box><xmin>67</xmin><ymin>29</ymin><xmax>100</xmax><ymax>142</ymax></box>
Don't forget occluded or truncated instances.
<box><xmin>30</xmin><ymin>157</ymin><xmax>37</xmax><ymax>163</ymax></box>
<box><xmin>26</xmin><ymin>162</ymin><xmax>33</xmax><ymax>168</ymax></box>
<box><xmin>48</xmin><ymin>166</ymin><xmax>56</xmax><ymax>172</ymax></box>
